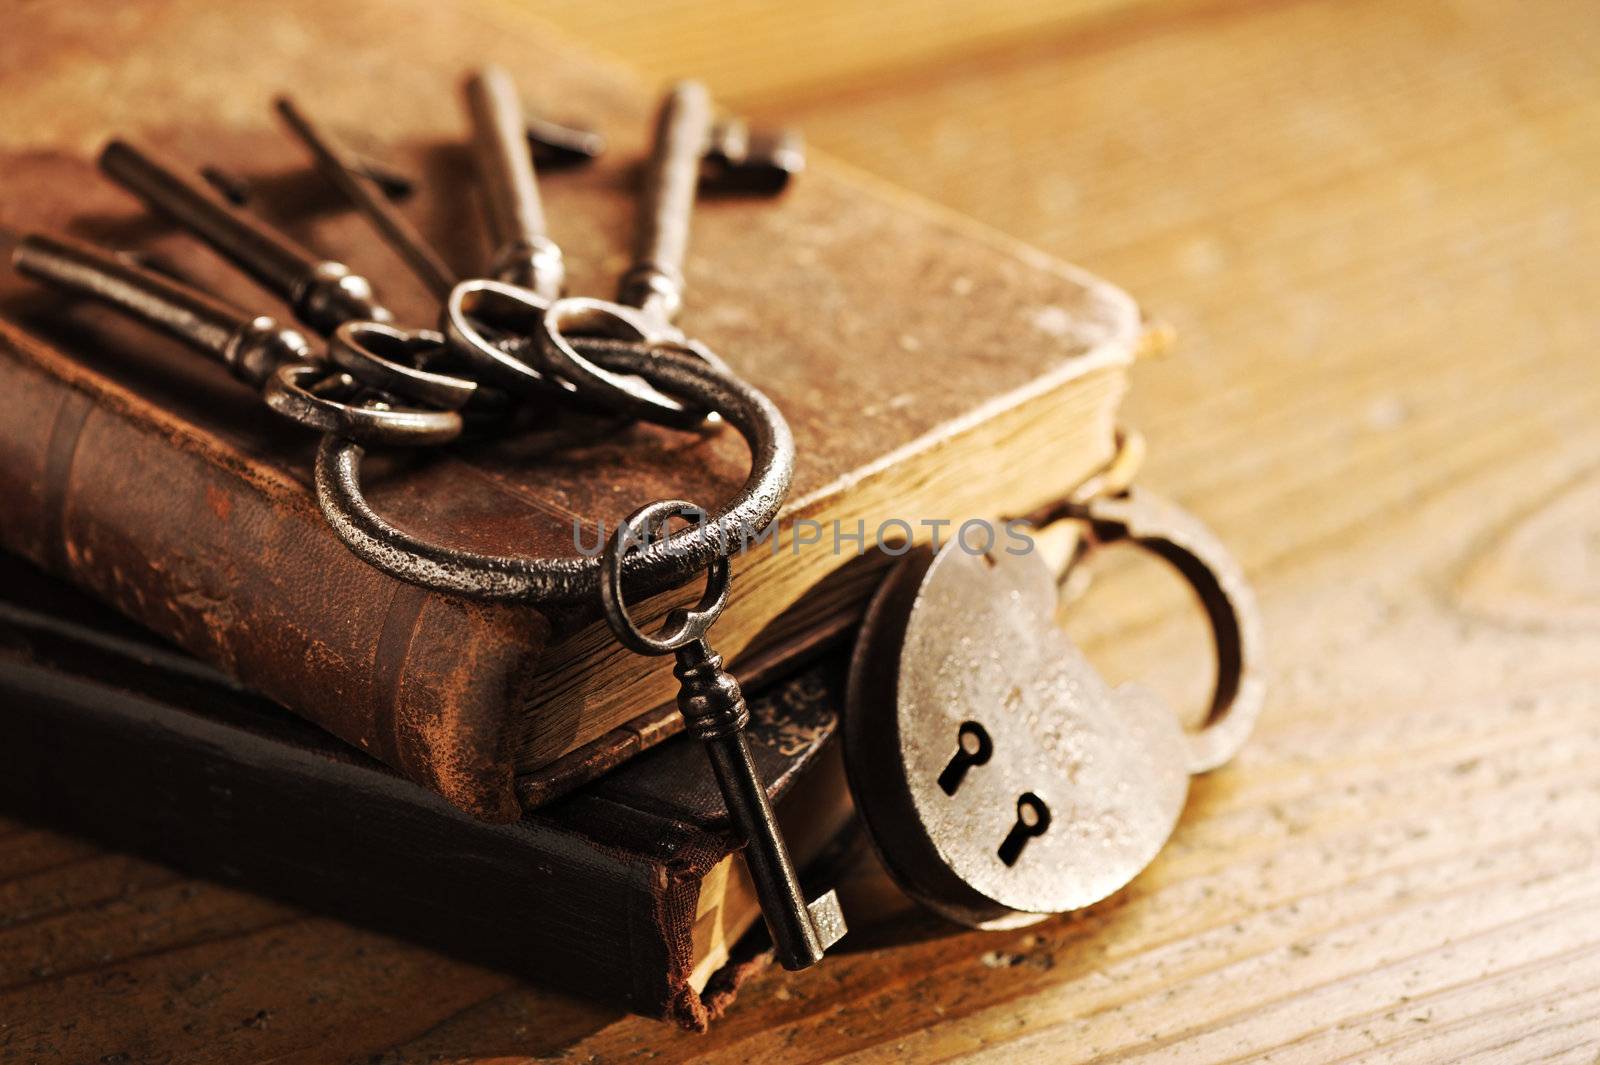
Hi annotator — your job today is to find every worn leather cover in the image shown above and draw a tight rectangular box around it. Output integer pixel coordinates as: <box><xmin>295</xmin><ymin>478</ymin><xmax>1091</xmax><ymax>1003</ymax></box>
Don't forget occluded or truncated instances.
<box><xmin>0</xmin><ymin>553</ymin><xmax>844</xmax><ymax>1029</ymax></box>
<box><xmin>0</xmin><ymin>0</ymin><xmax>1140</xmax><ymax>821</ymax></box>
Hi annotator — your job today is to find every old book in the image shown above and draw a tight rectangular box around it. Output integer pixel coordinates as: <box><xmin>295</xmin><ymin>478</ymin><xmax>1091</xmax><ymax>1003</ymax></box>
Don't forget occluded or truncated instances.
<box><xmin>0</xmin><ymin>553</ymin><xmax>851</xmax><ymax>1029</ymax></box>
<box><xmin>0</xmin><ymin>0</ymin><xmax>1141</xmax><ymax>820</ymax></box>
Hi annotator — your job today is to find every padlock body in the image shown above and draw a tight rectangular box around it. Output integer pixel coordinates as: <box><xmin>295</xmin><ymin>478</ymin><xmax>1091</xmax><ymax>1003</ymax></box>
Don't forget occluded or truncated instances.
<box><xmin>846</xmin><ymin>543</ymin><xmax>1189</xmax><ymax>929</ymax></box>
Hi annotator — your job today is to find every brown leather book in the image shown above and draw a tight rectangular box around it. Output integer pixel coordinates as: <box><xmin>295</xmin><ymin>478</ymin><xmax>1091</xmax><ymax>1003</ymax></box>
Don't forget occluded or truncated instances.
<box><xmin>0</xmin><ymin>553</ymin><xmax>851</xmax><ymax>1031</ymax></box>
<box><xmin>0</xmin><ymin>0</ymin><xmax>1141</xmax><ymax>820</ymax></box>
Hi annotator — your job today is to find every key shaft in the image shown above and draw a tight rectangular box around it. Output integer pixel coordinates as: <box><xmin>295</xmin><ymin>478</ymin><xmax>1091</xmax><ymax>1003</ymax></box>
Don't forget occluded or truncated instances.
<box><xmin>674</xmin><ymin>638</ymin><xmax>845</xmax><ymax>970</ymax></box>
<box><xmin>619</xmin><ymin>80</ymin><xmax>713</xmax><ymax>324</ymax></box>
<box><xmin>276</xmin><ymin>96</ymin><xmax>457</xmax><ymax>302</ymax></box>
<box><xmin>10</xmin><ymin>231</ymin><xmax>312</xmax><ymax>386</ymax></box>
<box><xmin>465</xmin><ymin>66</ymin><xmax>564</xmax><ymax>300</ymax></box>
<box><xmin>99</xmin><ymin>139</ymin><xmax>389</xmax><ymax>336</ymax></box>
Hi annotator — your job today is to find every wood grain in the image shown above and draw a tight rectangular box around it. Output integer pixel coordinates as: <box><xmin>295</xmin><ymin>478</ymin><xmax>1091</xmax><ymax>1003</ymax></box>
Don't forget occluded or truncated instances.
<box><xmin>4</xmin><ymin>0</ymin><xmax>1599</xmax><ymax>1060</ymax></box>
<box><xmin>523</xmin><ymin>0</ymin><xmax>1172</xmax><ymax>110</ymax></box>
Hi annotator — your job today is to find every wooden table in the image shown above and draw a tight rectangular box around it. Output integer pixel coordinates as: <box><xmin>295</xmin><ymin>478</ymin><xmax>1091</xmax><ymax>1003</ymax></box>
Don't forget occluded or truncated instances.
<box><xmin>4</xmin><ymin>0</ymin><xmax>1598</xmax><ymax>1060</ymax></box>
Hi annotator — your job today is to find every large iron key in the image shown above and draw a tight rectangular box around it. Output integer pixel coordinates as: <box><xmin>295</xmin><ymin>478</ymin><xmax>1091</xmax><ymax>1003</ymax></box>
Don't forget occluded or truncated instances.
<box><xmin>99</xmin><ymin>140</ymin><xmax>391</xmax><ymax>335</ymax></box>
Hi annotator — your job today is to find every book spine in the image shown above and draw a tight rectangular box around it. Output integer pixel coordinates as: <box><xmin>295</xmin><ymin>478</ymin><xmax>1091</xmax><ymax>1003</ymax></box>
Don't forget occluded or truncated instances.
<box><xmin>0</xmin><ymin>324</ymin><xmax>540</xmax><ymax>821</ymax></box>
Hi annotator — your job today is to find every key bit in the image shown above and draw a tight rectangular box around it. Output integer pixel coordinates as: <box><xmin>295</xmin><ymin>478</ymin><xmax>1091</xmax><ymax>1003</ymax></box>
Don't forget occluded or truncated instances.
<box><xmin>98</xmin><ymin>139</ymin><xmax>391</xmax><ymax>335</ymax></box>
<box><xmin>274</xmin><ymin>96</ymin><xmax>457</xmax><ymax>301</ymax></box>
<box><xmin>525</xmin><ymin>113</ymin><xmax>606</xmax><ymax>168</ymax></box>
<box><xmin>704</xmin><ymin>119</ymin><xmax>805</xmax><ymax>193</ymax></box>
<box><xmin>465</xmin><ymin>65</ymin><xmax>564</xmax><ymax>300</ymax></box>
<box><xmin>9</xmin><ymin>230</ymin><xmax>311</xmax><ymax>387</ymax></box>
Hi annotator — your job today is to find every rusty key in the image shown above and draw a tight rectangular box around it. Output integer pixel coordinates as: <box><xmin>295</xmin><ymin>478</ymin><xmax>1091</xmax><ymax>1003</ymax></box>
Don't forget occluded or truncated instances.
<box><xmin>98</xmin><ymin>140</ymin><xmax>391</xmax><ymax>336</ymax></box>
<box><xmin>7</xmin><ymin>229</ymin><xmax>310</xmax><ymax>387</ymax></box>
<box><xmin>6</xmin><ymin>230</ymin><xmax>461</xmax><ymax>447</ymax></box>
<box><xmin>600</xmin><ymin>500</ymin><xmax>847</xmax><ymax>970</ymax></box>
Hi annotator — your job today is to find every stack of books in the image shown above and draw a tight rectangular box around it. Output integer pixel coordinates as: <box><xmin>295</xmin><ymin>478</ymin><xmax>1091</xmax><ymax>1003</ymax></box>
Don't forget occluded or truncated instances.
<box><xmin>0</xmin><ymin>0</ymin><xmax>1145</xmax><ymax>1028</ymax></box>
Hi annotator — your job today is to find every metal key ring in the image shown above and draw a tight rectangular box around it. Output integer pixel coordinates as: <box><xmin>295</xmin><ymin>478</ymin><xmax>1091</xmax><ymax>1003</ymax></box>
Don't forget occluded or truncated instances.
<box><xmin>600</xmin><ymin>499</ymin><xmax>731</xmax><ymax>655</ymax></box>
<box><xmin>264</xmin><ymin>364</ymin><xmax>463</xmax><ymax>446</ymax></box>
<box><xmin>441</xmin><ymin>278</ymin><xmax>576</xmax><ymax>397</ymax></box>
<box><xmin>539</xmin><ymin>296</ymin><xmax>725</xmax><ymax>429</ymax></box>
<box><xmin>314</xmin><ymin>340</ymin><xmax>793</xmax><ymax>604</ymax></box>
<box><xmin>1067</xmin><ymin>487</ymin><xmax>1265</xmax><ymax>774</ymax></box>
<box><xmin>328</xmin><ymin>321</ymin><xmax>478</xmax><ymax>410</ymax></box>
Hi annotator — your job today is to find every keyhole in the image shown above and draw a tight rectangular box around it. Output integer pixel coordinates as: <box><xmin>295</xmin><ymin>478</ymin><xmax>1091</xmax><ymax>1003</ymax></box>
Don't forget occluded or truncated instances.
<box><xmin>938</xmin><ymin>721</ymin><xmax>993</xmax><ymax>795</ymax></box>
<box><xmin>997</xmin><ymin>793</ymin><xmax>1052</xmax><ymax>866</ymax></box>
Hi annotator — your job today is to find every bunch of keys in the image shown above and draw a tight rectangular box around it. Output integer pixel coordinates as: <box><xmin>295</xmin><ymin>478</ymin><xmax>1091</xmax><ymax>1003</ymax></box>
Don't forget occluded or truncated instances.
<box><xmin>6</xmin><ymin>71</ymin><xmax>842</xmax><ymax>970</ymax></box>
<box><xmin>90</xmin><ymin>137</ymin><xmax>479</xmax><ymax>440</ymax></box>
<box><xmin>6</xmin><ymin>65</ymin><xmax>1263</xmax><ymax>970</ymax></box>
<box><xmin>306</xmin><ymin>77</ymin><xmax>849</xmax><ymax>968</ymax></box>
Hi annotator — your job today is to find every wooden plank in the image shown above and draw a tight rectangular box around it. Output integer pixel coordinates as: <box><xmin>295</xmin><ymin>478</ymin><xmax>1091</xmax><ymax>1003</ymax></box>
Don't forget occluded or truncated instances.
<box><xmin>555</xmin><ymin>0</ymin><xmax>1600</xmax><ymax>1059</ymax></box>
<box><xmin>521</xmin><ymin>0</ymin><xmax>1171</xmax><ymax>109</ymax></box>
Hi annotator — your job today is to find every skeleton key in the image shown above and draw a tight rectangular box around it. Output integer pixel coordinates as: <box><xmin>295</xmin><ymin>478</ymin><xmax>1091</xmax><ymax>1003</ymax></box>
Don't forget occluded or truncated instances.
<box><xmin>5</xmin><ymin>230</ymin><xmax>460</xmax><ymax>447</ymax></box>
<box><xmin>99</xmin><ymin>140</ymin><xmax>390</xmax><ymax>336</ymax></box>
<box><xmin>440</xmin><ymin>67</ymin><xmax>584</xmax><ymax>400</ymax></box>
<box><xmin>534</xmin><ymin>81</ymin><xmax>725</xmax><ymax>427</ymax></box>
<box><xmin>617</xmin><ymin>79</ymin><xmax>711</xmax><ymax>326</ymax></box>
<box><xmin>9</xmin><ymin>229</ymin><xmax>310</xmax><ymax>386</ymax></box>
<box><xmin>536</xmin><ymin>82</ymin><xmax>802</xmax><ymax>426</ymax></box>
<box><xmin>100</xmin><ymin>139</ymin><xmax>477</xmax><ymax>412</ymax></box>
<box><xmin>600</xmin><ymin>500</ymin><xmax>846</xmax><ymax>970</ymax></box>
<box><xmin>845</xmin><ymin>488</ymin><xmax>1264</xmax><ymax>929</ymax></box>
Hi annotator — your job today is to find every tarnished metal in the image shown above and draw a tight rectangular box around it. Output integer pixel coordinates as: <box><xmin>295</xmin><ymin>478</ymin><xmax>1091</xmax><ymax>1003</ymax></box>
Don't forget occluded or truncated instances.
<box><xmin>845</xmin><ymin>488</ymin><xmax>1264</xmax><ymax>929</ymax></box>
<box><xmin>313</xmin><ymin>339</ymin><xmax>794</xmax><ymax>604</ymax></box>
<box><xmin>326</xmin><ymin>321</ymin><xmax>478</xmax><ymax>411</ymax></box>
<box><xmin>525</xmin><ymin>113</ymin><xmax>606</xmax><ymax>168</ymax></box>
<box><xmin>35</xmin><ymin>88</ymin><xmax>822</xmax><ymax>938</ymax></box>
<box><xmin>68</xmin><ymin>93</ymin><xmax>799</xmax><ymax>599</ymax></box>
<box><xmin>9</xmin><ymin>231</ymin><xmax>311</xmax><ymax>387</ymax></box>
<box><xmin>600</xmin><ymin>500</ymin><xmax>845</xmax><ymax>970</ymax></box>
<box><xmin>704</xmin><ymin>118</ymin><xmax>806</xmax><ymax>193</ymax></box>
<box><xmin>465</xmin><ymin>66</ymin><xmax>564</xmax><ymax>300</ymax></box>
<box><xmin>536</xmin><ymin>296</ymin><xmax>723</xmax><ymax>430</ymax></box>
<box><xmin>599</xmin><ymin>500</ymin><xmax>732</xmax><ymax>655</ymax></box>
<box><xmin>101</xmin><ymin>133</ymin><xmax>486</xmax><ymax>415</ymax></box>
<box><xmin>265</xmin><ymin>364</ymin><xmax>462</xmax><ymax>446</ymax></box>
<box><xmin>1063</xmin><ymin>488</ymin><xmax>1266</xmax><ymax>773</ymax></box>
<box><xmin>275</xmin><ymin>96</ymin><xmax>458</xmax><ymax>301</ymax></box>
<box><xmin>98</xmin><ymin>139</ymin><xmax>391</xmax><ymax>335</ymax></box>
<box><xmin>532</xmin><ymin>82</ymin><xmax>802</xmax><ymax>427</ymax></box>
<box><xmin>538</xmin><ymin>82</ymin><xmax>717</xmax><ymax>424</ymax></box>
<box><xmin>440</xmin><ymin>278</ymin><xmax>573</xmax><ymax>397</ymax></box>
<box><xmin>8</xmin><ymin>230</ymin><xmax>468</xmax><ymax>444</ymax></box>
<box><xmin>616</xmin><ymin>80</ymin><xmax>712</xmax><ymax>324</ymax></box>
<box><xmin>437</xmin><ymin>69</ymin><xmax>580</xmax><ymax>409</ymax></box>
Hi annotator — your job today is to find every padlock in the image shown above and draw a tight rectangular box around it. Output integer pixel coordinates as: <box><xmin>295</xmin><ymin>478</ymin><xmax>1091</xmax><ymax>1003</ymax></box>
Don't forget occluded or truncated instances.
<box><xmin>844</xmin><ymin>488</ymin><xmax>1263</xmax><ymax>929</ymax></box>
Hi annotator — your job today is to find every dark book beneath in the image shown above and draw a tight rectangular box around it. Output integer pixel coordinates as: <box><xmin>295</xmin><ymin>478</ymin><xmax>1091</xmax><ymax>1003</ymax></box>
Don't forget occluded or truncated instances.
<box><xmin>0</xmin><ymin>555</ymin><xmax>852</xmax><ymax>1030</ymax></box>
